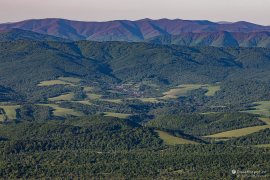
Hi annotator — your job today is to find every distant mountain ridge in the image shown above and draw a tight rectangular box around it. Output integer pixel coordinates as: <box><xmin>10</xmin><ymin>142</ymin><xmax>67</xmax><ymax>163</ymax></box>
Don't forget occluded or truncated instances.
<box><xmin>0</xmin><ymin>18</ymin><xmax>270</xmax><ymax>47</ymax></box>
<box><xmin>147</xmin><ymin>31</ymin><xmax>270</xmax><ymax>48</ymax></box>
<box><xmin>0</xmin><ymin>28</ymin><xmax>67</xmax><ymax>42</ymax></box>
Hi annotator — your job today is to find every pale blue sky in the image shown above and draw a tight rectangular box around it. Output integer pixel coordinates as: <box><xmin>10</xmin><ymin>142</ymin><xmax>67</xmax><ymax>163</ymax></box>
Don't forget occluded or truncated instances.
<box><xmin>0</xmin><ymin>0</ymin><xmax>269</xmax><ymax>25</ymax></box>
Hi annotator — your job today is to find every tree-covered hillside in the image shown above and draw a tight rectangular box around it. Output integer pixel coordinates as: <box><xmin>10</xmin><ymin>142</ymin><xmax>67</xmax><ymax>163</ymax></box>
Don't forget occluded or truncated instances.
<box><xmin>0</xmin><ymin>40</ymin><xmax>270</xmax><ymax>178</ymax></box>
<box><xmin>0</xmin><ymin>116</ymin><xmax>269</xmax><ymax>179</ymax></box>
<box><xmin>0</xmin><ymin>40</ymin><xmax>270</xmax><ymax>101</ymax></box>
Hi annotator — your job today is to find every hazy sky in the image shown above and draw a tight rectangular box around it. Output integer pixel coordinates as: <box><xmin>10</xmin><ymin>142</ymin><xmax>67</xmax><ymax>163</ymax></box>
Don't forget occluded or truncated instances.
<box><xmin>0</xmin><ymin>0</ymin><xmax>269</xmax><ymax>25</ymax></box>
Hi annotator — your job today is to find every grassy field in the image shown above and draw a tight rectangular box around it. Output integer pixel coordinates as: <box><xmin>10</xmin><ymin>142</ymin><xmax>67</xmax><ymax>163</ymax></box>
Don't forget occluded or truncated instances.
<box><xmin>58</xmin><ymin>77</ymin><xmax>81</xmax><ymax>83</ymax></box>
<box><xmin>156</xmin><ymin>130</ymin><xmax>198</xmax><ymax>145</ymax></box>
<box><xmin>48</xmin><ymin>93</ymin><xmax>75</xmax><ymax>101</ymax></box>
<box><xmin>103</xmin><ymin>112</ymin><xmax>131</xmax><ymax>119</ymax></box>
<box><xmin>0</xmin><ymin>114</ymin><xmax>5</xmax><ymax>122</ymax></box>
<box><xmin>38</xmin><ymin>104</ymin><xmax>83</xmax><ymax>117</ymax></box>
<box><xmin>205</xmin><ymin>125</ymin><xmax>270</xmax><ymax>138</ymax></box>
<box><xmin>83</xmin><ymin>86</ymin><xmax>94</xmax><ymax>92</ymax></box>
<box><xmin>38</xmin><ymin>79</ymin><xmax>74</xmax><ymax>86</ymax></box>
<box><xmin>100</xmin><ymin>99</ymin><xmax>122</xmax><ymax>104</ymax></box>
<box><xmin>127</xmin><ymin>97</ymin><xmax>160</xmax><ymax>103</ymax></box>
<box><xmin>205</xmin><ymin>117</ymin><xmax>270</xmax><ymax>138</ymax></box>
<box><xmin>203</xmin><ymin>85</ymin><xmax>221</xmax><ymax>96</ymax></box>
<box><xmin>138</xmin><ymin>98</ymin><xmax>159</xmax><ymax>103</ymax></box>
<box><xmin>200</xmin><ymin>112</ymin><xmax>220</xmax><ymax>115</ymax></box>
<box><xmin>161</xmin><ymin>84</ymin><xmax>203</xmax><ymax>99</ymax></box>
<box><xmin>0</xmin><ymin>105</ymin><xmax>20</xmax><ymax>120</ymax></box>
<box><xmin>260</xmin><ymin>117</ymin><xmax>270</xmax><ymax>124</ymax></box>
<box><xmin>160</xmin><ymin>84</ymin><xmax>220</xmax><ymax>99</ymax></box>
<box><xmin>243</xmin><ymin>101</ymin><xmax>270</xmax><ymax>117</ymax></box>
<box><xmin>38</xmin><ymin>77</ymin><xmax>82</xmax><ymax>87</ymax></box>
<box><xmin>255</xmin><ymin>144</ymin><xmax>270</xmax><ymax>148</ymax></box>
<box><xmin>72</xmin><ymin>101</ymin><xmax>92</xmax><ymax>106</ymax></box>
<box><xmin>86</xmin><ymin>93</ymin><xmax>102</xmax><ymax>100</ymax></box>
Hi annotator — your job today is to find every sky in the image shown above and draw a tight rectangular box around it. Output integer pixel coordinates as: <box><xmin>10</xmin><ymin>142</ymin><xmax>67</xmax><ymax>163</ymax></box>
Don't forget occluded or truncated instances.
<box><xmin>0</xmin><ymin>0</ymin><xmax>269</xmax><ymax>25</ymax></box>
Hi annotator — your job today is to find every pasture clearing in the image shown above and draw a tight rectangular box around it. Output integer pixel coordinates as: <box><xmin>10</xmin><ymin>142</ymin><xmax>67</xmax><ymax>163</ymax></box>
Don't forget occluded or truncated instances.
<box><xmin>38</xmin><ymin>79</ymin><xmax>74</xmax><ymax>87</ymax></box>
<box><xmin>58</xmin><ymin>77</ymin><xmax>81</xmax><ymax>83</ymax></box>
<box><xmin>72</xmin><ymin>101</ymin><xmax>92</xmax><ymax>106</ymax></box>
<box><xmin>83</xmin><ymin>86</ymin><xmax>94</xmax><ymax>92</ymax></box>
<box><xmin>103</xmin><ymin>112</ymin><xmax>131</xmax><ymax>119</ymax></box>
<box><xmin>100</xmin><ymin>99</ymin><xmax>122</xmax><ymax>104</ymax></box>
<box><xmin>255</xmin><ymin>144</ymin><xmax>270</xmax><ymax>148</ymax></box>
<box><xmin>160</xmin><ymin>84</ymin><xmax>220</xmax><ymax>99</ymax></box>
<box><xmin>48</xmin><ymin>93</ymin><xmax>75</xmax><ymax>101</ymax></box>
<box><xmin>156</xmin><ymin>130</ymin><xmax>198</xmax><ymax>145</ymax></box>
<box><xmin>86</xmin><ymin>93</ymin><xmax>102</xmax><ymax>100</ymax></box>
<box><xmin>0</xmin><ymin>105</ymin><xmax>20</xmax><ymax>120</ymax></box>
<box><xmin>161</xmin><ymin>84</ymin><xmax>203</xmax><ymax>99</ymax></box>
<box><xmin>203</xmin><ymin>85</ymin><xmax>220</xmax><ymax>96</ymax></box>
<box><xmin>243</xmin><ymin>101</ymin><xmax>270</xmax><ymax>117</ymax></box>
<box><xmin>138</xmin><ymin>98</ymin><xmax>160</xmax><ymax>103</ymax></box>
<box><xmin>37</xmin><ymin>77</ymin><xmax>82</xmax><ymax>87</ymax></box>
<box><xmin>204</xmin><ymin>125</ymin><xmax>270</xmax><ymax>138</ymax></box>
<box><xmin>0</xmin><ymin>114</ymin><xmax>5</xmax><ymax>122</ymax></box>
<box><xmin>38</xmin><ymin>104</ymin><xmax>83</xmax><ymax>117</ymax></box>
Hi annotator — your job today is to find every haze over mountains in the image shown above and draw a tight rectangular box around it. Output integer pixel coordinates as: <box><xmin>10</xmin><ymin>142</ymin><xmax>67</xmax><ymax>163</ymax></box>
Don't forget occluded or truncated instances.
<box><xmin>1</xmin><ymin>18</ymin><xmax>270</xmax><ymax>47</ymax></box>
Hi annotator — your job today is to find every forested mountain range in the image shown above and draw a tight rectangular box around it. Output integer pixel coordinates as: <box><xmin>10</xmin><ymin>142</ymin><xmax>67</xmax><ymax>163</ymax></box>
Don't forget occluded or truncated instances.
<box><xmin>1</xmin><ymin>18</ymin><xmax>270</xmax><ymax>47</ymax></box>
<box><xmin>1</xmin><ymin>40</ymin><xmax>270</xmax><ymax>102</ymax></box>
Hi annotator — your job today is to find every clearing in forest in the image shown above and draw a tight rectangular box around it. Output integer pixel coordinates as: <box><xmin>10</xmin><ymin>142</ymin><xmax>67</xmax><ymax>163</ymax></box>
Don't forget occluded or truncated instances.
<box><xmin>103</xmin><ymin>112</ymin><xmax>131</xmax><ymax>119</ymax></box>
<box><xmin>243</xmin><ymin>101</ymin><xmax>270</xmax><ymax>117</ymax></box>
<box><xmin>156</xmin><ymin>130</ymin><xmax>198</xmax><ymax>145</ymax></box>
<box><xmin>48</xmin><ymin>92</ymin><xmax>75</xmax><ymax>101</ymax></box>
<box><xmin>161</xmin><ymin>84</ymin><xmax>220</xmax><ymax>99</ymax></box>
<box><xmin>204</xmin><ymin>125</ymin><xmax>270</xmax><ymax>138</ymax></box>
<box><xmin>38</xmin><ymin>104</ymin><xmax>83</xmax><ymax>117</ymax></box>
<box><xmin>38</xmin><ymin>77</ymin><xmax>82</xmax><ymax>87</ymax></box>
<box><xmin>0</xmin><ymin>105</ymin><xmax>20</xmax><ymax>120</ymax></box>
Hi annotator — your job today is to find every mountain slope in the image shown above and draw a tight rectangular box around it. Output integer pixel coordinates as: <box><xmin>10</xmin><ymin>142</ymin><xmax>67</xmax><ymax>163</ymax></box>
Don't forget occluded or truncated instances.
<box><xmin>1</xmin><ymin>18</ymin><xmax>270</xmax><ymax>44</ymax></box>
<box><xmin>0</xmin><ymin>41</ymin><xmax>270</xmax><ymax>102</ymax></box>
<box><xmin>0</xmin><ymin>29</ymin><xmax>67</xmax><ymax>41</ymax></box>
<box><xmin>147</xmin><ymin>31</ymin><xmax>270</xmax><ymax>48</ymax></box>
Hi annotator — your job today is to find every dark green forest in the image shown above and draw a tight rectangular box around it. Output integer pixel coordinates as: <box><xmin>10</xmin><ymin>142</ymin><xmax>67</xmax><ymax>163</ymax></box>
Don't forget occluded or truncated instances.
<box><xmin>0</xmin><ymin>116</ymin><xmax>269</xmax><ymax>179</ymax></box>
